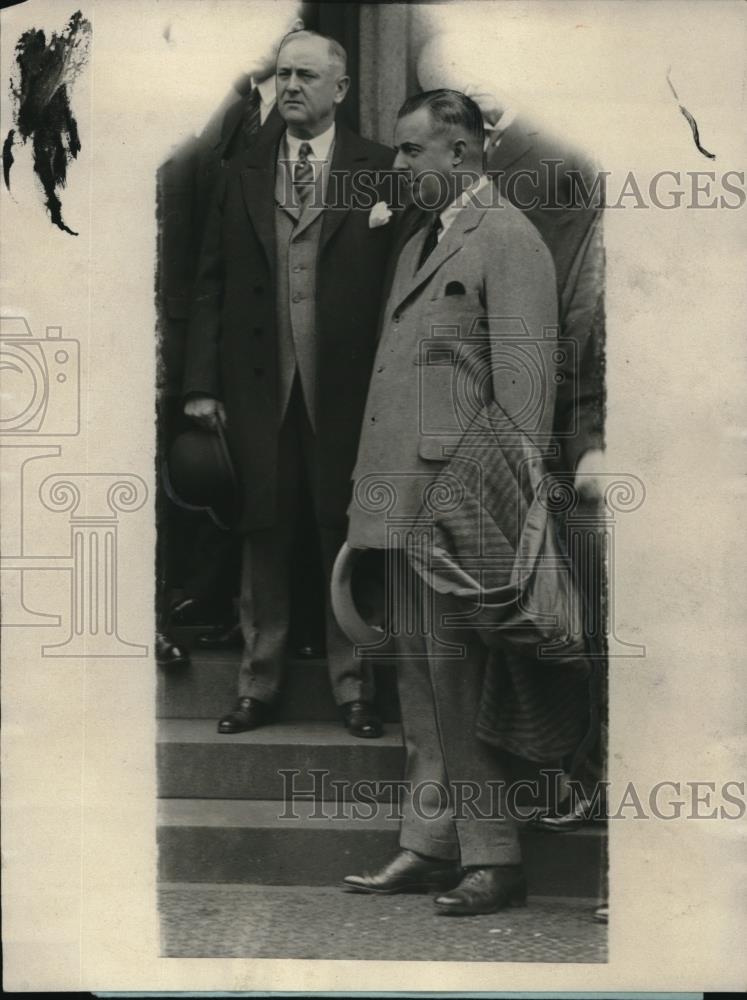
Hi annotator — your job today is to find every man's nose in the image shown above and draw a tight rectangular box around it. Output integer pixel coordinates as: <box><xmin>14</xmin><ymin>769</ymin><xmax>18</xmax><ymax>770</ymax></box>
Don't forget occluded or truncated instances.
<box><xmin>393</xmin><ymin>151</ymin><xmax>408</xmax><ymax>172</ymax></box>
<box><xmin>286</xmin><ymin>72</ymin><xmax>301</xmax><ymax>91</ymax></box>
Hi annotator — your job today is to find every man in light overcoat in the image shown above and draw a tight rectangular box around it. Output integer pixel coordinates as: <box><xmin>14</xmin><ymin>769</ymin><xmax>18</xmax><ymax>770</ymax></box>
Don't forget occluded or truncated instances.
<box><xmin>342</xmin><ymin>90</ymin><xmax>560</xmax><ymax>914</ymax></box>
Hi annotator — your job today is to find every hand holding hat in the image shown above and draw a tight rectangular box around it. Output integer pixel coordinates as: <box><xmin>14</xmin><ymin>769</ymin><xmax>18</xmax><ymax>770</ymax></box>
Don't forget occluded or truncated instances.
<box><xmin>163</xmin><ymin>405</ymin><xmax>240</xmax><ymax>530</ymax></box>
<box><xmin>184</xmin><ymin>394</ymin><xmax>227</xmax><ymax>430</ymax></box>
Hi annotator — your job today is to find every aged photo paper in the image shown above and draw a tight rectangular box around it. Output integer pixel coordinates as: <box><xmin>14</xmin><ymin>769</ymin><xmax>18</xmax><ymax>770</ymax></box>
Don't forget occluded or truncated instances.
<box><xmin>1</xmin><ymin>0</ymin><xmax>745</xmax><ymax>992</ymax></box>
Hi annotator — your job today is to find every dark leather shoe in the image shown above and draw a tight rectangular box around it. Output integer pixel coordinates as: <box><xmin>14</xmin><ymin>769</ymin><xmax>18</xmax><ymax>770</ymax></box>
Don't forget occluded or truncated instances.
<box><xmin>156</xmin><ymin>631</ymin><xmax>189</xmax><ymax>668</ymax></box>
<box><xmin>532</xmin><ymin>795</ymin><xmax>599</xmax><ymax>832</ymax></box>
<box><xmin>343</xmin><ymin>849</ymin><xmax>461</xmax><ymax>895</ymax></box>
<box><xmin>196</xmin><ymin>622</ymin><xmax>244</xmax><ymax>651</ymax></box>
<box><xmin>217</xmin><ymin>697</ymin><xmax>268</xmax><ymax>734</ymax></box>
<box><xmin>342</xmin><ymin>700</ymin><xmax>382</xmax><ymax>739</ymax></box>
<box><xmin>434</xmin><ymin>865</ymin><xmax>527</xmax><ymax>916</ymax></box>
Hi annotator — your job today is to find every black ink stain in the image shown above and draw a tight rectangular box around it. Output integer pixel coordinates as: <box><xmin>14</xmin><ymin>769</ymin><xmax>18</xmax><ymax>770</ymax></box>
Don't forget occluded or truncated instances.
<box><xmin>666</xmin><ymin>67</ymin><xmax>716</xmax><ymax>161</ymax></box>
<box><xmin>3</xmin><ymin>10</ymin><xmax>92</xmax><ymax>234</ymax></box>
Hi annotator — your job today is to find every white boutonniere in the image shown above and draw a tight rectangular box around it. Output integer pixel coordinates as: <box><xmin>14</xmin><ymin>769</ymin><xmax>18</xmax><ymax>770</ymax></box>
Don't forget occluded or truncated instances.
<box><xmin>369</xmin><ymin>200</ymin><xmax>392</xmax><ymax>229</ymax></box>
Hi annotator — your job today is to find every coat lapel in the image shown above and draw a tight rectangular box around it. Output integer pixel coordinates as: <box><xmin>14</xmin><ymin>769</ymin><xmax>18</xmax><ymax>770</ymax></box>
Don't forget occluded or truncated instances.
<box><xmin>319</xmin><ymin>127</ymin><xmax>371</xmax><ymax>255</ymax></box>
<box><xmin>273</xmin><ymin>138</ymin><xmax>337</xmax><ymax>236</ymax></box>
<box><xmin>239</xmin><ymin>123</ymin><xmax>374</xmax><ymax>263</ymax></box>
<box><xmin>292</xmin><ymin>155</ymin><xmax>331</xmax><ymax>237</ymax></box>
<box><xmin>388</xmin><ymin>201</ymin><xmax>487</xmax><ymax>315</ymax></box>
<box><xmin>379</xmin><ymin>204</ymin><xmax>425</xmax><ymax>318</ymax></box>
<box><xmin>274</xmin><ymin>155</ymin><xmax>300</xmax><ymax>223</ymax></box>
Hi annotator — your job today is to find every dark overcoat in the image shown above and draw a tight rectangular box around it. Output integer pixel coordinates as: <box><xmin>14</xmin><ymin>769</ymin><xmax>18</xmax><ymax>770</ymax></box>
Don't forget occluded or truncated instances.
<box><xmin>183</xmin><ymin>124</ymin><xmax>396</xmax><ymax>532</ymax></box>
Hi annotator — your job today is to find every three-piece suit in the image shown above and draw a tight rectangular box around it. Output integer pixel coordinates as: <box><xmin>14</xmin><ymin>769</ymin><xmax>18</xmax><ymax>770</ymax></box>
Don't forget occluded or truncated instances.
<box><xmin>184</xmin><ymin>122</ymin><xmax>395</xmax><ymax>704</ymax></box>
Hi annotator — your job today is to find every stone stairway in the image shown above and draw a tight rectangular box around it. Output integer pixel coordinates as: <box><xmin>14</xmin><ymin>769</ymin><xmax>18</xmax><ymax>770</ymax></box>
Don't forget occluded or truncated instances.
<box><xmin>157</xmin><ymin>636</ymin><xmax>606</xmax><ymax>898</ymax></box>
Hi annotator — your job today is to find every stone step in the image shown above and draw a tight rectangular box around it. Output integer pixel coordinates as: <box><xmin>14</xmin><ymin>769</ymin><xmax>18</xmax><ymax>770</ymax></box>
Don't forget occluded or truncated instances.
<box><xmin>158</xmin><ymin>652</ymin><xmax>400</xmax><ymax>722</ymax></box>
<box><xmin>158</xmin><ymin>719</ymin><xmax>405</xmax><ymax>800</ymax></box>
<box><xmin>157</xmin><ymin>719</ymin><xmax>562</xmax><ymax>804</ymax></box>
<box><xmin>157</xmin><ymin>798</ymin><xmax>607</xmax><ymax>897</ymax></box>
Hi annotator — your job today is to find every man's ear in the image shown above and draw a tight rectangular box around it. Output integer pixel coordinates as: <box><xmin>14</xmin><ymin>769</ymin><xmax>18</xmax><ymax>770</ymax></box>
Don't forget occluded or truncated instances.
<box><xmin>334</xmin><ymin>75</ymin><xmax>351</xmax><ymax>104</ymax></box>
<box><xmin>452</xmin><ymin>138</ymin><xmax>467</xmax><ymax>165</ymax></box>
<box><xmin>289</xmin><ymin>17</ymin><xmax>304</xmax><ymax>33</ymax></box>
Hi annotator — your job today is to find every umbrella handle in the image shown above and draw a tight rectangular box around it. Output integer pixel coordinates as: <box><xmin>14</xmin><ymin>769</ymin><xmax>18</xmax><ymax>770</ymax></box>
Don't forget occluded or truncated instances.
<box><xmin>330</xmin><ymin>542</ymin><xmax>384</xmax><ymax>646</ymax></box>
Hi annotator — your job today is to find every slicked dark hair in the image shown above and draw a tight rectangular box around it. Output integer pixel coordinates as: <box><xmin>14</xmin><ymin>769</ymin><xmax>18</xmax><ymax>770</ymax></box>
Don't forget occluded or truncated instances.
<box><xmin>397</xmin><ymin>89</ymin><xmax>485</xmax><ymax>147</ymax></box>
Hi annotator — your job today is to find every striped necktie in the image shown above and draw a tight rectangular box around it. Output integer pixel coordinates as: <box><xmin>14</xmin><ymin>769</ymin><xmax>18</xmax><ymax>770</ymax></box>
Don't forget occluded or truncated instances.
<box><xmin>293</xmin><ymin>141</ymin><xmax>315</xmax><ymax>210</ymax></box>
<box><xmin>239</xmin><ymin>88</ymin><xmax>262</xmax><ymax>150</ymax></box>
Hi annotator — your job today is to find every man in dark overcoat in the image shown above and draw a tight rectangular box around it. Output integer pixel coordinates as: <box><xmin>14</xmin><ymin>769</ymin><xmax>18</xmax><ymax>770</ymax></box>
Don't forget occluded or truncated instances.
<box><xmin>184</xmin><ymin>31</ymin><xmax>395</xmax><ymax>737</ymax></box>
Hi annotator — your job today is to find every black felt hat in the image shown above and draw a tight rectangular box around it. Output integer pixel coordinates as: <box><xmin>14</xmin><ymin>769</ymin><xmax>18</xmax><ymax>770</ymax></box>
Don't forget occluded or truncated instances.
<box><xmin>163</xmin><ymin>423</ymin><xmax>240</xmax><ymax>530</ymax></box>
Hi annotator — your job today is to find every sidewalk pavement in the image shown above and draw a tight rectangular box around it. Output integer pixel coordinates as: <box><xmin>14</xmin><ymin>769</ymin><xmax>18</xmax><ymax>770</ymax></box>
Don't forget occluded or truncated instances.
<box><xmin>159</xmin><ymin>883</ymin><xmax>607</xmax><ymax>963</ymax></box>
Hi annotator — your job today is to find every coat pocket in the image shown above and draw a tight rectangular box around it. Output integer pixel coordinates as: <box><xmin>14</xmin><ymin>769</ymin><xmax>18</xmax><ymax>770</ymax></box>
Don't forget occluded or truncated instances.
<box><xmin>417</xmin><ymin>435</ymin><xmax>459</xmax><ymax>462</ymax></box>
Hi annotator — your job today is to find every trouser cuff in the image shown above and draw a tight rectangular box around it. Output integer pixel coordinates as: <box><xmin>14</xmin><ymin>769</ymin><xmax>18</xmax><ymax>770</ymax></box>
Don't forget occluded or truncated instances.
<box><xmin>457</xmin><ymin>825</ymin><xmax>522</xmax><ymax>867</ymax></box>
<box><xmin>238</xmin><ymin>677</ymin><xmax>280</xmax><ymax>704</ymax></box>
<box><xmin>333</xmin><ymin>681</ymin><xmax>375</xmax><ymax>706</ymax></box>
<box><xmin>399</xmin><ymin>829</ymin><xmax>460</xmax><ymax>862</ymax></box>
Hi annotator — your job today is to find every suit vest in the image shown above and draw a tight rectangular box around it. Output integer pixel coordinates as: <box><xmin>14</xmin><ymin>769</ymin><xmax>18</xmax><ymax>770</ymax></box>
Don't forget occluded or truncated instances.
<box><xmin>274</xmin><ymin>145</ymin><xmax>333</xmax><ymax>429</ymax></box>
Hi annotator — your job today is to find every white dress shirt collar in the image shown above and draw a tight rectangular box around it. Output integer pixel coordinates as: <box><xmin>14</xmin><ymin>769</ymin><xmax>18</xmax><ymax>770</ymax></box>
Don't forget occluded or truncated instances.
<box><xmin>438</xmin><ymin>174</ymin><xmax>492</xmax><ymax>239</ymax></box>
<box><xmin>284</xmin><ymin>121</ymin><xmax>336</xmax><ymax>164</ymax></box>
<box><xmin>253</xmin><ymin>75</ymin><xmax>277</xmax><ymax>123</ymax></box>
